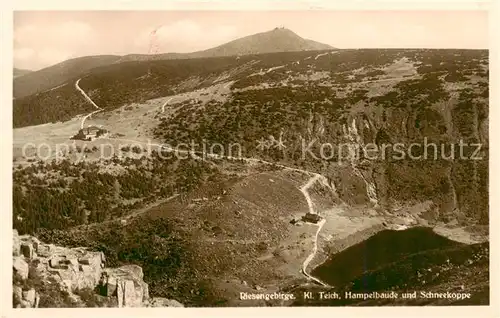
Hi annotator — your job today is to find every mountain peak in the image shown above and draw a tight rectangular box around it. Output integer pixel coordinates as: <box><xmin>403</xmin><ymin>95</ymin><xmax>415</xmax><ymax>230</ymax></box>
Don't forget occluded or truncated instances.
<box><xmin>197</xmin><ymin>27</ymin><xmax>335</xmax><ymax>57</ymax></box>
<box><xmin>115</xmin><ymin>27</ymin><xmax>335</xmax><ymax>63</ymax></box>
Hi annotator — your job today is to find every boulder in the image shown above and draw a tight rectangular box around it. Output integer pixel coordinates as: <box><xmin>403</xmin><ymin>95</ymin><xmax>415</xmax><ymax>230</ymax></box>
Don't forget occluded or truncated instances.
<box><xmin>11</xmin><ymin>232</ymin><xmax>180</xmax><ymax>307</ymax></box>
<box><xmin>13</xmin><ymin>257</ymin><xmax>29</xmax><ymax>280</ymax></box>
<box><xmin>49</xmin><ymin>265</ymin><xmax>98</xmax><ymax>291</ymax></box>
<box><xmin>31</xmin><ymin>237</ymin><xmax>41</xmax><ymax>252</ymax></box>
<box><xmin>67</xmin><ymin>257</ymin><xmax>80</xmax><ymax>271</ymax></box>
<box><xmin>19</xmin><ymin>299</ymin><xmax>31</xmax><ymax>308</ymax></box>
<box><xmin>53</xmin><ymin>268</ymin><xmax>78</xmax><ymax>282</ymax></box>
<box><xmin>143</xmin><ymin>283</ymin><xmax>149</xmax><ymax>302</ymax></box>
<box><xmin>21</xmin><ymin>243</ymin><xmax>34</xmax><ymax>259</ymax></box>
<box><xmin>78</xmin><ymin>253</ymin><xmax>101</xmax><ymax>267</ymax></box>
<box><xmin>74</xmin><ymin>273</ymin><xmax>97</xmax><ymax>291</ymax></box>
<box><xmin>148</xmin><ymin>297</ymin><xmax>184</xmax><ymax>307</ymax></box>
<box><xmin>13</xmin><ymin>230</ymin><xmax>21</xmax><ymax>256</ymax></box>
<box><xmin>61</xmin><ymin>264</ymin><xmax>102</xmax><ymax>290</ymax></box>
<box><xmin>23</xmin><ymin>288</ymin><xmax>36</xmax><ymax>306</ymax></box>
<box><xmin>13</xmin><ymin>286</ymin><xmax>23</xmax><ymax>304</ymax></box>
<box><xmin>117</xmin><ymin>280</ymin><xmax>123</xmax><ymax>307</ymax></box>
<box><xmin>99</xmin><ymin>251</ymin><xmax>106</xmax><ymax>264</ymax></box>
<box><xmin>34</xmin><ymin>293</ymin><xmax>40</xmax><ymax>308</ymax></box>
<box><xmin>119</xmin><ymin>265</ymin><xmax>144</xmax><ymax>280</ymax></box>
<box><xmin>117</xmin><ymin>279</ymin><xmax>143</xmax><ymax>307</ymax></box>
<box><xmin>124</xmin><ymin>280</ymin><xmax>140</xmax><ymax>307</ymax></box>
<box><xmin>59</xmin><ymin>264</ymin><xmax>70</xmax><ymax>270</ymax></box>
<box><xmin>60</xmin><ymin>280</ymin><xmax>72</xmax><ymax>293</ymax></box>
<box><xmin>36</xmin><ymin>244</ymin><xmax>52</xmax><ymax>257</ymax></box>
<box><xmin>106</xmin><ymin>276</ymin><xmax>118</xmax><ymax>297</ymax></box>
<box><xmin>79</xmin><ymin>264</ymin><xmax>92</xmax><ymax>273</ymax></box>
<box><xmin>105</xmin><ymin>266</ymin><xmax>149</xmax><ymax>303</ymax></box>
<box><xmin>49</xmin><ymin>257</ymin><xmax>61</xmax><ymax>268</ymax></box>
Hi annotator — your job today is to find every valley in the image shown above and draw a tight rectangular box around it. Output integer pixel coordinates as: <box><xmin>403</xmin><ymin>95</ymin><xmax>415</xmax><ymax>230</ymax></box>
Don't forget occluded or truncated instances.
<box><xmin>12</xmin><ymin>28</ymin><xmax>489</xmax><ymax>307</ymax></box>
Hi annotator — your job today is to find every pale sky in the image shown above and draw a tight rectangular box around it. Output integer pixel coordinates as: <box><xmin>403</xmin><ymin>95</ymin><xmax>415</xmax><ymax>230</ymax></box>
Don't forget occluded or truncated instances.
<box><xmin>14</xmin><ymin>10</ymin><xmax>489</xmax><ymax>71</ymax></box>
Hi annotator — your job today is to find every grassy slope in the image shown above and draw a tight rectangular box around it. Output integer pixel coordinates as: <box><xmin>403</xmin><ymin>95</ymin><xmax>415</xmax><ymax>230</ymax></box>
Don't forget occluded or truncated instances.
<box><xmin>14</xmin><ymin>68</ymin><xmax>32</xmax><ymax>78</ymax></box>
<box><xmin>13</xmin><ymin>55</ymin><xmax>121</xmax><ymax>99</ymax></box>
<box><xmin>36</xmin><ymin>169</ymin><xmax>312</xmax><ymax>306</ymax></box>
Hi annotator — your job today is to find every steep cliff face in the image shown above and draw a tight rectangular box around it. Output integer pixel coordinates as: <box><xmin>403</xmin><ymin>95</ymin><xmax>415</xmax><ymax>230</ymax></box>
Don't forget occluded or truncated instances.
<box><xmin>12</xmin><ymin>230</ymin><xmax>183</xmax><ymax>308</ymax></box>
<box><xmin>287</xmin><ymin>72</ymin><xmax>488</xmax><ymax>224</ymax></box>
<box><xmin>329</xmin><ymin>92</ymin><xmax>489</xmax><ymax>225</ymax></box>
<box><xmin>281</xmin><ymin>106</ymin><xmax>484</xmax><ymax>227</ymax></box>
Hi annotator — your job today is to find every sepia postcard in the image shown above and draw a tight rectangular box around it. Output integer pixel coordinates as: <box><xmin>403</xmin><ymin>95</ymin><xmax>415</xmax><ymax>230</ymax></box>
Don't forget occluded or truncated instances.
<box><xmin>2</xmin><ymin>0</ymin><xmax>499</xmax><ymax>317</ymax></box>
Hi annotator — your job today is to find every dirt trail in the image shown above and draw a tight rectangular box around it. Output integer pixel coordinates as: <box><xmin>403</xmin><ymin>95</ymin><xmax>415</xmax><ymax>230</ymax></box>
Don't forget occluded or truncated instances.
<box><xmin>80</xmin><ymin>109</ymin><xmax>103</xmax><ymax>129</ymax></box>
<box><xmin>72</xmin><ymin>194</ymin><xmax>180</xmax><ymax>232</ymax></box>
<box><xmin>121</xmin><ymin>194</ymin><xmax>180</xmax><ymax>221</ymax></box>
<box><xmin>298</xmin><ymin>174</ymin><xmax>331</xmax><ymax>287</ymax></box>
<box><xmin>300</xmin><ymin>174</ymin><xmax>321</xmax><ymax>215</ymax></box>
<box><xmin>75</xmin><ymin>79</ymin><xmax>101</xmax><ymax>109</ymax></box>
<box><xmin>75</xmin><ymin>79</ymin><xmax>103</xmax><ymax>128</ymax></box>
<box><xmin>161</xmin><ymin>97</ymin><xmax>174</xmax><ymax>113</ymax></box>
<box><xmin>301</xmin><ymin>219</ymin><xmax>327</xmax><ymax>286</ymax></box>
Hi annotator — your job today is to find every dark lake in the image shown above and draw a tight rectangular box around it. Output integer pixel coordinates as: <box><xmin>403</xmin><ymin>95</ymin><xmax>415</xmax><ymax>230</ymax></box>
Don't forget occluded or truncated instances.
<box><xmin>312</xmin><ymin>227</ymin><xmax>464</xmax><ymax>287</ymax></box>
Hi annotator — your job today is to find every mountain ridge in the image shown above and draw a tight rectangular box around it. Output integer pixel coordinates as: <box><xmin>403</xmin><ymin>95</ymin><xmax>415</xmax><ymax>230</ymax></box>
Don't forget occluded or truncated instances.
<box><xmin>116</xmin><ymin>27</ymin><xmax>334</xmax><ymax>62</ymax></box>
<box><xmin>13</xmin><ymin>28</ymin><xmax>334</xmax><ymax>99</ymax></box>
<box><xmin>13</xmin><ymin>68</ymin><xmax>33</xmax><ymax>78</ymax></box>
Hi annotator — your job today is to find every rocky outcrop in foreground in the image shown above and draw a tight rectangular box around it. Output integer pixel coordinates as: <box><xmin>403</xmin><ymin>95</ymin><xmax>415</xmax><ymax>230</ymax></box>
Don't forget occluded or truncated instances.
<box><xmin>12</xmin><ymin>230</ymin><xmax>183</xmax><ymax>308</ymax></box>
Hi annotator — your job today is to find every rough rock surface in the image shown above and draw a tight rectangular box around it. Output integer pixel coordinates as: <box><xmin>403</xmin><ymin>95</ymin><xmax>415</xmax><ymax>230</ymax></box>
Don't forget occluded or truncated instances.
<box><xmin>13</xmin><ymin>257</ymin><xmax>29</xmax><ymax>280</ymax></box>
<box><xmin>12</xmin><ymin>231</ymin><xmax>182</xmax><ymax>308</ymax></box>
<box><xmin>13</xmin><ymin>230</ymin><xmax>21</xmax><ymax>256</ymax></box>
<box><xmin>13</xmin><ymin>286</ymin><xmax>39</xmax><ymax>308</ymax></box>
<box><xmin>147</xmin><ymin>297</ymin><xmax>185</xmax><ymax>307</ymax></box>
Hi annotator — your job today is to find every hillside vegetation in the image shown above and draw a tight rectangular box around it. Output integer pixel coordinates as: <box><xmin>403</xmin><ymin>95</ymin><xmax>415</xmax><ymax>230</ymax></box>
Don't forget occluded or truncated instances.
<box><xmin>13</xmin><ymin>55</ymin><xmax>121</xmax><ymax>99</ymax></box>
<box><xmin>13</xmin><ymin>48</ymin><xmax>489</xmax><ymax>226</ymax></box>
<box><xmin>13</xmin><ymin>28</ymin><xmax>332</xmax><ymax>99</ymax></box>
<box><xmin>14</xmin><ymin>68</ymin><xmax>32</xmax><ymax>78</ymax></box>
<box><xmin>13</xmin><ymin>153</ymin><xmax>218</xmax><ymax>234</ymax></box>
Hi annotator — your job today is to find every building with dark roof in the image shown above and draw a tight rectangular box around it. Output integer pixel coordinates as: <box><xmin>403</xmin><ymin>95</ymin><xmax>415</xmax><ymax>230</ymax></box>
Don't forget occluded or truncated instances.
<box><xmin>302</xmin><ymin>213</ymin><xmax>322</xmax><ymax>224</ymax></box>
<box><xmin>70</xmin><ymin>126</ymin><xmax>108</xmax><ymax>141</ymax></box>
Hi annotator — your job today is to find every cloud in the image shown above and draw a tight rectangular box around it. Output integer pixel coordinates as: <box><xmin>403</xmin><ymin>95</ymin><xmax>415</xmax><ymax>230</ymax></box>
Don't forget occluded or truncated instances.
<box><xmin>15</xmin><ymin>20</ymin><xmax>94</xmax><ymax>47</ymax></box>
<box><xmin>38</xmin><ymin>48</ymin><xmax>72</xmax><ymax>66</ymax></box>
<box><xmin>14</xmin><ymin>20</ymin><xmax>95</xmax><ymax>70</ymax></box>
<box><xmin>14</xmin><ymin>48</ymin><xmax>35</xmax><ymax>60</ymax></box>
<box><xmin>134</xmin><ymin>19</ymin><xmax>238</xmax><ymax>54</ymax></box>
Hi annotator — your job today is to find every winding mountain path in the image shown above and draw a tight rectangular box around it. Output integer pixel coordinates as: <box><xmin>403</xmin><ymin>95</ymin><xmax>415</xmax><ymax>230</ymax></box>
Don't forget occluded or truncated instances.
<box><xmin>302</xmin><ymin>218</ymin><xmax>328</xmax><ymax>286</ymax></box>
<box><xmin>72</xmin><ymin>194</ymin><xmax>180</xmax><ymax>231</ymax></box>
<box><xmin>79</xmin><ymin>109</ymin><xmax>103</xmax><ymax>129</ymax></box>
<box><xmin>298</xmin><ymin>174</ymin><xmax>331</xmax><ymax>287</ymax></box>
<box><xmin>161</xmin><ymin>97</ymin><xmax>174</xmax><ymax>113</ymax></box>
<box><xmin>75</xmin><ymin>78</ymin><xmax>103</xmax><ymax>129</ymax></box>
<box><xmin>75</xmin><ymin>79</ymin><xmax>100</xmax><ymax>109</ymax></box>
<box><xmin>300</xmin><ymin>174</ymin><xmax>321</xmax><ymax>214</ymax></box>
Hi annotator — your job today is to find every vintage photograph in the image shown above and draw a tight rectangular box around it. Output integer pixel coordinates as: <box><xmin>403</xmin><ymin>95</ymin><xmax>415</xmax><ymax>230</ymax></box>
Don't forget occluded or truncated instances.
<box><xmin>11</xmin><ymin>8</ymin><xmax>489</xmax><ymax>309</ymax></box>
